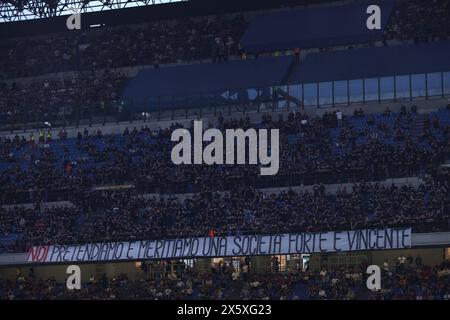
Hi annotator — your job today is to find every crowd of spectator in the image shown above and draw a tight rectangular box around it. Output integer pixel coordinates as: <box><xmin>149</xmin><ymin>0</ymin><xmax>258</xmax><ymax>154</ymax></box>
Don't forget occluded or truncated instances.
<box><xmin>0</xmin><ymin>14</ymin><xmax>247</xmax><ymax>80</ymax></box>
<box><xmin>385</xmin><ymin>0</ymin><xmax>450</xmax><ymax>43</ymax></box>
<box><xmin>307</xmin><ymin>258</ymin><xmax>450</xmax><ymax>300</ymax></box>
<box><xmin>1</xmin><ymin>259</ymin><xmax>449</xmax><ymax>300</ymax></box>
<box><xmin>0</xmin><ymin>71</ymin><xmax>127</xmax><ymax>127</ymax></box>
<box><xmin>0</xmin><ymin>107</ymin><xmax>449</xmax><ymax>203</ymax></box>
<box><xmin>1</xmin><ymin>0</ymin><xmax>448</xmax><ymax>80</ymax></box>
<box><xmin>1</xmin><ymin>166</ymin><xmax>448</xmax><ymax>253</ymax></box>
<box><xmin>0</xmin><ymin>1</ymin><xmax>449</xmax><ymax>301</ymax></box>
<box><xmin>0</xmin><ymin>14</ymin><xmax>248</xmax><ymax>128</ymax></box>
<box><xmin>0</xmin><ymin>107</ymin><xmax>448</xmax><ymax>253</ymax></box>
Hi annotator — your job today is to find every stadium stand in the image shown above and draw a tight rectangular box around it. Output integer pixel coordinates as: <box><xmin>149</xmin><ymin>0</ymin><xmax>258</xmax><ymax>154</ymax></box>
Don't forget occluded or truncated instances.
<box><xmin>1</xmin><ymin>169</ymin><xmax>449</xmax><ymax>253</ymax></box>
<box><xmin>0</xmin><ymin>13</ymin><xmax>248</xmax><ymax>79</ymax></box>
<box><xmin>0</xmin><ymin>110</ymin><xmax>449</xmax><ymax>253</ymax></box>
<box><xmin>0</xmin><ymin>0</ymin><xmax>449</xmax><ymax>130</ymax></box>
<box><xmin>384</xmin><ymin>0</ymin><xmax>450</xmax><ymax>43</ymax></box>
<box><xmin>0</xmin><ymin>259</ymin><xmax>449</xmax><ymax>299</ymax></box>
<box><xmin>0</xmin><ymin>0</ymin><xmax>450</xmax><ymax>301</ymax></box>
<box><xmin>0</xmin><ymin>71</ymin><xmax>127</xmax><ymax>128</ymax></box>
<box><xmin>0</xmin><ymin>107</ymin><xmax>449</xmax><ymax>202</ymax></box>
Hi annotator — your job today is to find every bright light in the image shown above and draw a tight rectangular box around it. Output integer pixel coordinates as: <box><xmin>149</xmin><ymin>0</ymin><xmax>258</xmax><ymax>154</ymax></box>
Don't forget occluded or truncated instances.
<box><xmin>0</xmin><ymin>0</ymin><xmax>187</xmax><ymax>23</ymax></box>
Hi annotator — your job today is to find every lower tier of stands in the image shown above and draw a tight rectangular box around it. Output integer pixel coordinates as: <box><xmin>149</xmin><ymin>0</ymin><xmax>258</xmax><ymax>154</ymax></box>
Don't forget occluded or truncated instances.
<box><xmin>0</xmin><ymin>259</ymin><xmax>449</xmax><ymax>300</ymax></box>
<box><xmin>1</xmin><ymin>167</ymin><xmax>448</xmax><ymax>254</ymax></box>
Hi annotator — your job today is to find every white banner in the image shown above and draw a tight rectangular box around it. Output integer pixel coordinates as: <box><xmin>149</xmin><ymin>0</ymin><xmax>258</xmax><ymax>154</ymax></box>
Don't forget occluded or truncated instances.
<box><xmin>27</xmin><ymin>227</ymin><xmax>412</xmax><ymax>264</ymax></box>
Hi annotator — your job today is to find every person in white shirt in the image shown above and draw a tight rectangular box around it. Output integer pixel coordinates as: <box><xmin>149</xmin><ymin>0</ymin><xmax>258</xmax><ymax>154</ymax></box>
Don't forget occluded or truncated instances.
<box><xmin>318</xmin><ymin>289</ymin><xmax>327</xmax><ymax>298</ymax></box>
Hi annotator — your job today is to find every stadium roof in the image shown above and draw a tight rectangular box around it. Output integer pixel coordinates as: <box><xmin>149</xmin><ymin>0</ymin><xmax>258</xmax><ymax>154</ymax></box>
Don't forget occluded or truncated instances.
<box><xmin>0</xmin><ymin>0</ymin><xmax>185</xmax><ymax>23</ymax></box>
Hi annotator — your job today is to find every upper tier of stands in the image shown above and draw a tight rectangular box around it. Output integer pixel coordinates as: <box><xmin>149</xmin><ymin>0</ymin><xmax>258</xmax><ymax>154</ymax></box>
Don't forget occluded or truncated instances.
<box><xmin>0</xmin><ymin>0</ymin><xmax>449</xmax><ymax>131</ymax></box>
<box><xmin>118</xmin><ymin>41</ymin><xmax>450</xmax><ymax>111</ymax></box>
<box><xmin>241</xmin><ymin>0</ymin><xmax>394</xmax><ymax>53</ymax></box>
<box><xmin>2</xmin><ymin>0</ymin><xmax>449</xmax><ymax>82</ymax></box>
<box><xmin>0</xmin><ymin>13</ymin><xmax>248</xmax><ymax>79</ymax></box>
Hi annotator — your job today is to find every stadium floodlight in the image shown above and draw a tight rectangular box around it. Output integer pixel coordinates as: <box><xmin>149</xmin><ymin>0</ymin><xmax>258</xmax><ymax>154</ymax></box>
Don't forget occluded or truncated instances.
<box><xmin>141</xmin><ymin>112</ymin><xmax>151</xmax><ymax>120</ymax></box>
<box><xmin>0</xmin><ymin>0</ymin><xmax>186</xmax><ymax>22</ymax></box>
